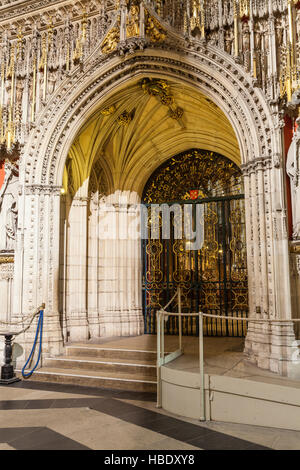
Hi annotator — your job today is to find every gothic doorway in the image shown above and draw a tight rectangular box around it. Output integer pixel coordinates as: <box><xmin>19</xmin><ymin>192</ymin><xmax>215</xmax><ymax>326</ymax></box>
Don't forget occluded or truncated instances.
<box><xmin>142</xmin><ymin>150</ymin><xmax>248</xmax><ymax>337</ymax></box>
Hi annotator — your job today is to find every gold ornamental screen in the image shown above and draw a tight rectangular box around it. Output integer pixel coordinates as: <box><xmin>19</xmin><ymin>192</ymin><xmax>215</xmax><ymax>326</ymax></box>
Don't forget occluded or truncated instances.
<box><xmin>142</xmin><ymin>150</ymin><xmax>248</xmax><ymax>337</ymax></box>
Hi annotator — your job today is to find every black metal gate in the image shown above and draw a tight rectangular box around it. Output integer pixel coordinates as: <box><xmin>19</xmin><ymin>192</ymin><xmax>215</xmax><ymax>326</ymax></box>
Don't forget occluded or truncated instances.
<box><xmin>141</xmin><ymin>150</ymin><xmax>248</xmax><ymax>337</ymax></box>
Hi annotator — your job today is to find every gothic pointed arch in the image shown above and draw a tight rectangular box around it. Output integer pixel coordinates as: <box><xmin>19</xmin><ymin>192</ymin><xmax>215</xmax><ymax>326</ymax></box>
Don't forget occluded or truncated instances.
<box><xmin>20</xmin><ymin>43</ymin><xmax>276</xmax><ymax>190</ymax></box>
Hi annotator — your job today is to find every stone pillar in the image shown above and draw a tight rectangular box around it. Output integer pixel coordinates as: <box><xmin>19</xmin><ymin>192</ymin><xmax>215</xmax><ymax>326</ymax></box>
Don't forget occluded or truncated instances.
<box><xmin>87</xmin><ymin>192</ymin><xmax>100</xmax><ymax>338</ymax></box>
<box><xmin>12</xmin><ymin>184</ymin><xmax>64</xmax><ymax>365</ymax></box>
<box><xmin>66</xmin><ymin>195</ymin><xmax>89</xmax><ymax>342</ymax></box>
<box><xmin>243</xmin><ymin>156</ymin><xmax>298</xmax><ymax>376</ymax></box>
<box><xmin>61</xmin><ymin>189</ymin><xmax>143</xmax><ymax>342</ymax></box>
<box><xmin>97</xmin><ymin>191</ymin><xmax>144</xmax><ymax>337</ymax></box>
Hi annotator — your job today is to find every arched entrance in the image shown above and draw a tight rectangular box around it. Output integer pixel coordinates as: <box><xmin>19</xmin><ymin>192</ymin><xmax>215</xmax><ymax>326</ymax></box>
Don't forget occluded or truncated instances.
<box><xmin>15</xmin><ymin>45</ymin><xmax>296</xmax><ymax>375</ymax></box>
<box><xmin>58</xmin><ymin>77</ymin><xmax>243</xmax><ymax>343</ymax></box>
<box><xmin>142</xmin><ymin>150</ymin><xmax>248</xmax><ymax>337</ymax></box>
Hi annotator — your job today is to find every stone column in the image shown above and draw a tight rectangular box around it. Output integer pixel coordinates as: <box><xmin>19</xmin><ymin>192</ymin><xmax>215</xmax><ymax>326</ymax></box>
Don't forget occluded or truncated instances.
<box><xmin>87</xmin><ymin>193</ymin><xmax>100</xmax><ymax>338</ymax></box>
<box><xmin>65</xmin><ymin>195</ymin><xmax>89</xmax><ymax>342</ymax></box>
<box><xmin>12</xmin><ymin>184</ymin><xmax>64</xmax><ymax>364</ymax></box>
<box><xmin>243</xmin><ymin>157</ymin><xmax>298</xmax><ymax>377</ymax></box>
<box><xmin>97</xmin><ymin>191</ymin><xmax>144</xmax><ymax>337</ymax></box>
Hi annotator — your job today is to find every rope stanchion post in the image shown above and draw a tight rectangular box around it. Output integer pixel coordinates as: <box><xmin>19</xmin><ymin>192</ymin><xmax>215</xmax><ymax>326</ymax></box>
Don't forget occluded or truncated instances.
<box><xmin>0</xmin><ymin>303</ymin><xmax>45</xmax><ymax>384</ymax></box>
<box><xmin>0</xmin><ymin>333</ymin><xmax>21</xmax><ymax>385</ymax></box>
<box><xmin>21</xmin><ymin>305</ymin><xmax>45</xmax><ymax>379</ymax></box>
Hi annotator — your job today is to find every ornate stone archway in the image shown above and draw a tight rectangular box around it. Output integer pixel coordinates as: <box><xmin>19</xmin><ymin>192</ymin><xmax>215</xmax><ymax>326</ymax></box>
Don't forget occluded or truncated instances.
<box><xmin>13</xmin><ymin>40</ymin><xmax>296</xmax><ymax>375</ymax></box>
<box><xmin>22</xmin><ymin>46</ymin><xmax>272</xmax><ymax>188</ymax></box>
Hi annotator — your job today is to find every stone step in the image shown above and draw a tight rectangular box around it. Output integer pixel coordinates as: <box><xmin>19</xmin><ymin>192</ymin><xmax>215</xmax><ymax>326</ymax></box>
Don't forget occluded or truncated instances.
<box><xmin>43</xmin><ymin>356</ymin><xmax>157</xmax><ymax>377</ymax></box>
<box><xmin>19</xmin><ymin>367</ymin><xmax>157</xmax><ymax>393</ymax></box>
<box><xmin>65</xmin><ymin>345</ymin><xmax>158</xmax><ymax>362</ymax></box>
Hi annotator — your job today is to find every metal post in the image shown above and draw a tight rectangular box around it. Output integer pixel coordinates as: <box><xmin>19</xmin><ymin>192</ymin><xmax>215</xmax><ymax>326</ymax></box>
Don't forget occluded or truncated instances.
<box><xmin>161</xmin><ymin>312</ymin><xmax>165</xmax><ymax>366</ymax></box>
<box><xmin>156</xmin><ymin>311</ymin><xmax>162</xmax><ymax>408</ymax></box>
<box><xmin>199</xmin><ymin>313</ymin><xmax>206</xmax><ymax>421</ymax></box>
<box><xmin>0</xmin><ymin>333</ymin><xmax>21</xmax><ymax>385</ymax></box>
<box><xmin>178</xmin><ymin>288</ymin><xmax>182</xmax><ymax>352</ymax></box>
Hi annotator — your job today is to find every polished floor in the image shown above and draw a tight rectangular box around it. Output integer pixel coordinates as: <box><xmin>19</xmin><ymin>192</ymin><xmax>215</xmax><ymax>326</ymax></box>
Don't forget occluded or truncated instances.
<box><xmin>0</xmin><ymin>380</ymin><xmax>300</xmax><ymax>450</ymax></box>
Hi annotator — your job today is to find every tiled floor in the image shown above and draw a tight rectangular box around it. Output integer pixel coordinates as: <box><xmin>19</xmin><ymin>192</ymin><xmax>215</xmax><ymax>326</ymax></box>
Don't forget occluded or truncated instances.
<box><xmin>0</xmin><ymin>380</ymin><xmax>300</xmax><ymax>450</ymax></box>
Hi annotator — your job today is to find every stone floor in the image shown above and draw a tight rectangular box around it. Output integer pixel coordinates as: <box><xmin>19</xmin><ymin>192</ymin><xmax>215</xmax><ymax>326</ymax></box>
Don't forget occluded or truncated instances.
<box><xmin>1</xmin><ymin>335</ymin><xmax>300</xmax><ymax>450</ymax></box>
<box><xmin>0</xmin><ymin>379</ymin><xmax>300</xmax><ymax>450</ymax></box>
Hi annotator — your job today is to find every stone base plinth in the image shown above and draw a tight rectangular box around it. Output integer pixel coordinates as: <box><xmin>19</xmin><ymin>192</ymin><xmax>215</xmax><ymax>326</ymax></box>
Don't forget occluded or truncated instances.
<box><xmin>244</xmin><ymin>320</ymin><xmax>300</xmax><ymax>377</ymax></box>
<box><xmin>64</xmin><ymin>309</ymin><xmax>144</xmax><ymax>342</ymax></box>
<box><xmin>99</xmin><ymin>309</ymin><xmax>144</xmax><ymax>338</ymax></box>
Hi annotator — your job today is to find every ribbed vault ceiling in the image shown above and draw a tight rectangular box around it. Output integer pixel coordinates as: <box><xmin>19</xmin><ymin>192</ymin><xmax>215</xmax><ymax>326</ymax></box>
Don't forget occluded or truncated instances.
<box><xmin>65</xmin><ymin>78</ymin><xmax>240</xmax><ymax>196</ymax></box>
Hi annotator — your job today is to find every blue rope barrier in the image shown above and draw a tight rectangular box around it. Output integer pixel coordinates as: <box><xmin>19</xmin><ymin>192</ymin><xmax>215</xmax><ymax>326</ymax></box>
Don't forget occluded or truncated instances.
<box><xmin>21</xmin><ymin>309</ymin><xmax>44</xmax><ymax>379</ymax></box>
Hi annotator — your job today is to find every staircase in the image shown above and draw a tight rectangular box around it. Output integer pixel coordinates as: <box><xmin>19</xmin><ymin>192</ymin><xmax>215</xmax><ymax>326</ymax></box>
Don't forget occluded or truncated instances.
<box><xmin>23</xmin><ymin>340</ymin><xmax>157</xmax><ymax>393</ymax></box>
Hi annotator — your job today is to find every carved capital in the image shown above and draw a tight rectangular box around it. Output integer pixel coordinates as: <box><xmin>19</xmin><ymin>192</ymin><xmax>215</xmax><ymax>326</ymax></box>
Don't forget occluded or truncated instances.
<box><xmin>0</xmin><ymin>262</ymin><xmax>14</xmax><ymax>280</ymax></box>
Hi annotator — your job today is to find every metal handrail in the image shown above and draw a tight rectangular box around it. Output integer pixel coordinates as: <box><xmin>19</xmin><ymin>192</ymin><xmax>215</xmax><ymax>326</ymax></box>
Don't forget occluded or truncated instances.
<box><xmin>156</xmin><ymin>288</ymin><xmax>183</xmax><ymax>413</ymax></box>
<box><xmin>156</xmin><ymin>294</ymin><xmax>300</xmax><ymax>422</ymax></box>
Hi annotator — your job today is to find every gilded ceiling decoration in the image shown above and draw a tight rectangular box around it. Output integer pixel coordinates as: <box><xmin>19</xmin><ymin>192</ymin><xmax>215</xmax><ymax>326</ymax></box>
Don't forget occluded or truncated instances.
<box><xmin>141</xmin><ymin>78</ymin><xmax>184</xmax><ymax>121</ymax></box>
<box><xmin>100</xmin><ymin>105</ymin><xmax>117</xmax><ymax>116</ymax></box>
<box><xmin>117</xmin><ymin>110</ymin><xmax>133</xmax><ymax>126</ymax></box>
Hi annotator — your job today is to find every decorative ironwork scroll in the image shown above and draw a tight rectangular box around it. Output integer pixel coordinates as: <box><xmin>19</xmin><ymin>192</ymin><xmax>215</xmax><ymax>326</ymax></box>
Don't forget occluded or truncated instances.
<box><xmin>142</xmin><ymin>149</ymin><xmax>248</xmax><ymax>337</ymax></box>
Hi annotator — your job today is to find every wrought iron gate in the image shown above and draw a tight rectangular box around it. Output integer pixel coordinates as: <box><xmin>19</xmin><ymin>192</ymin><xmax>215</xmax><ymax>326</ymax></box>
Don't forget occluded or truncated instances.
<box><xmin>142</xmin><ymin>150</ymin><xmax>248</xmax><ymax>337</ymax></box>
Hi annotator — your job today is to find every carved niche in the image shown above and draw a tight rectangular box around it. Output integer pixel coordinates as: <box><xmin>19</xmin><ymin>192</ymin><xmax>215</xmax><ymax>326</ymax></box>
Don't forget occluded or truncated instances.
<box><xmin>0</xmin><ymin>161</ymin><xmax>19</xmax><ymax>253</ymax></box>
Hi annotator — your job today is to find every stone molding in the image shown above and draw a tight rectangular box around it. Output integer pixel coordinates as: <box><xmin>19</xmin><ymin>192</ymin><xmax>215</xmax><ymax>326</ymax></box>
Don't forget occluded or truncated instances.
<box><xmin>24</xmin><ymin>185</ymin><xmax>62</xmax><ymax>196</ymax></box>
